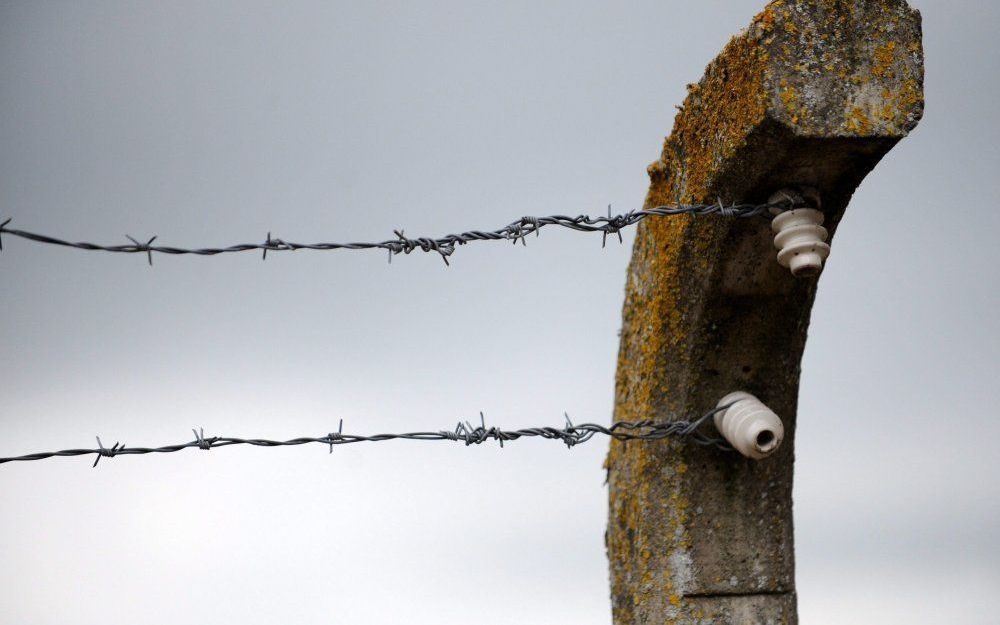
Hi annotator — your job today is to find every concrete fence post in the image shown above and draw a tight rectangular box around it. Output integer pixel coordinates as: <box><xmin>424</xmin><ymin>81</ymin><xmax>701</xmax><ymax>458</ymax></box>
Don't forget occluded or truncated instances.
<box><xmin>605</xmin><ymin>1</ymin><xmax>924</xmax><ymax>623</ymax></box>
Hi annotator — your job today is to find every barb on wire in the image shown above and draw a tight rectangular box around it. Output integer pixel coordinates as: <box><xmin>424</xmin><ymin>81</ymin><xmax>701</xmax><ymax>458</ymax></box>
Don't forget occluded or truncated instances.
<box><xmin>0</xmin><ymin>407</ymin><xmax>732</xmax><ymax>467</ymax></box>
<box><xmin>0</xmin><ymin>197</ymin><xmax>796</xmax><ymax>265</ymax></box>
<box><xmin>0</xmin><ymin>217</ymin><xmax>10</xmax><ymax>251</ymax></box>
<box><xmin>93</xmin><ymin>436</ymin><xmax>124</xmax><ymax>468</ymax></box>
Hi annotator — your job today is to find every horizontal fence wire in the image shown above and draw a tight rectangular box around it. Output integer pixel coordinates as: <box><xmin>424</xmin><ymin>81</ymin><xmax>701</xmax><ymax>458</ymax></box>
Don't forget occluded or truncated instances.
<box><xmin>0</xmin><ymin>408</ymin><xmax>733</xmax><ymax>467</ymax></box>
<box><xmin>0</xmin><ymin>200</ymin><xmax>790</xmax><ymax>468</ymax></box>
<box><xmin>0</xmin><ymin>198</ymin><xmax>796</xmax><ymax>265</ymax></box>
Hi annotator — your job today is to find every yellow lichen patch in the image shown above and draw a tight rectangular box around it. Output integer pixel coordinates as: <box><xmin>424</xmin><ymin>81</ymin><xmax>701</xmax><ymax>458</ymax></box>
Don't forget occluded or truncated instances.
<box><xmin>875</xmin><ymin>87</ymin><xmax>900</xmax><ymax>124</ymax></box>
<box><xmin>759</xmin><ymin>5</ymin><xmax>776</xmax><ymax>31</ymax></box>
<box><xmin>872</xmin><ymin>41</ymin><xmax>897</xmax><ymax>78</ymax></box>
<box><xmin>654</xmin><ymin>36</ymin><xmax>769</xmax><ymax>203</ymax></box>
<box><xmin>778</xmin><ymin>79</ymin><xmax>799</xmax><ymax>124</ymax></box>
<box><xmin>897</xmin><ymin>78</ymin><xmax>922</xmax><ymax>115</ymax></box>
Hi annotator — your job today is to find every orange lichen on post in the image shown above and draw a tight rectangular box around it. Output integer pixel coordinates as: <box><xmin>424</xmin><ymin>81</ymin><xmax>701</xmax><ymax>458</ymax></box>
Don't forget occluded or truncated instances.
<box><xmin>649</xmin><ymin>29</ymin><xmax>770</xmax><ymax>205</ymax></box>
<box><xmin>844</xmin><ymin>106</ymin><xmax>874</xmax><ymax>135</ymax></box>
<box><xmin>872</xmin><ymin>41</ymin><xmax>898</xmax><ymax>77</ymax></box>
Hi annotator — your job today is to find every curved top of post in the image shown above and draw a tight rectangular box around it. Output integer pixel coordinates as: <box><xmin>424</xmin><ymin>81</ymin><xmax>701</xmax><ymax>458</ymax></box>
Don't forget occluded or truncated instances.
<box><xmin>647</xmin><ymin>0</ymin><xmax>923</xmax><ymax>205</ymax></box>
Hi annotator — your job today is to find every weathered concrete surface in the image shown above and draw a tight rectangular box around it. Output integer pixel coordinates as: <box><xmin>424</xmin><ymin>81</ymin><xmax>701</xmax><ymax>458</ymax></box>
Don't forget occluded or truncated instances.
<box><xmin>605</xmin><ymin>2</ymin><xmax>923</xmax><ymax>624</ymax></box>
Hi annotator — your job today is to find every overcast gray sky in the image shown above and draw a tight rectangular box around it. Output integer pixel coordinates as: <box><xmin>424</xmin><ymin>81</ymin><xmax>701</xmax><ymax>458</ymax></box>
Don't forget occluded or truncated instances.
<box><xmin>1</xmin><ymin>1</ymin><xmax>998</xmax><ymax>623</ymax></box>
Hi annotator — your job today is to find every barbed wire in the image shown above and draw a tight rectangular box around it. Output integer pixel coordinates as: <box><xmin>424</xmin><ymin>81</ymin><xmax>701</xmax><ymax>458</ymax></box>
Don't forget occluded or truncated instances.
<box><xmin>0</xmin><ymin>408</ymin><xmax>732</xmax><ymax>467</ymax></box>
<box><xmin>0</xmin><ymin>199</ymin><xmax>790</xmax><ymax>266</ymax></box>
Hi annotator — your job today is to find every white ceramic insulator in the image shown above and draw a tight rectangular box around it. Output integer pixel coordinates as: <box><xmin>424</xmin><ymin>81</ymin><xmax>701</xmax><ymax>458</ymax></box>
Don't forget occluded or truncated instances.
<box><xmin>770</xmin><ymin>208</ymin><xmax>830</xmax><ymax>277</ymax></box>
<box><xmin>714</xmin><ymin>391</ymin><xmax>784</xmax><ymax>460</ymax></box>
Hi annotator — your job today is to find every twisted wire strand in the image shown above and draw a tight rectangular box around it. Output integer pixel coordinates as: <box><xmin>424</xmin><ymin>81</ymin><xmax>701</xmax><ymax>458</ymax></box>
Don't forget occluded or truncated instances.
<box><xmin>0</xmin><ymin>408</ymin><xmax>733</xmax><ymax>467</ymax></box>
<box><xmin>0</xmin><ymin>200</ymin><xmax>787</xmax><ymax>265</ymax></box>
